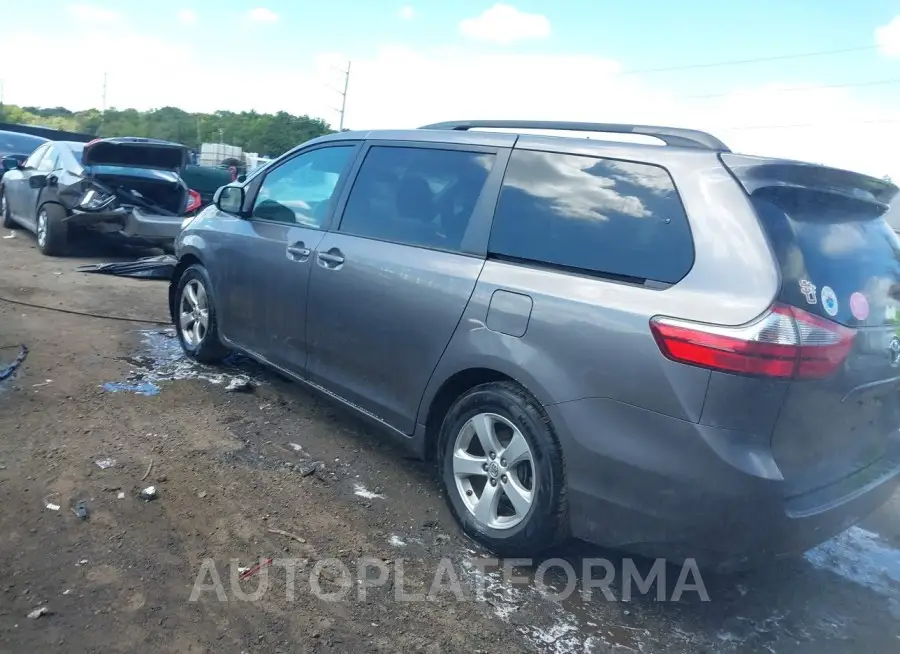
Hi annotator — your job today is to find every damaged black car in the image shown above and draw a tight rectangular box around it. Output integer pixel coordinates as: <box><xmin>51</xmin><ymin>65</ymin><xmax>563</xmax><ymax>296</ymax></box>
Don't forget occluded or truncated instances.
<box><xmin>1</xmin><ymin>137</ymin><xmax>199</xmax><ymax>256</ymax></box>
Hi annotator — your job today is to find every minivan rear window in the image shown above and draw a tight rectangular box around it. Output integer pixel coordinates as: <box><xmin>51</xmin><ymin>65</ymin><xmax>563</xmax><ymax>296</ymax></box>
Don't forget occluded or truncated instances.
<box><xmin>489</xmin><ymin>149</ymin><xmax>694</xmax><ymax>284</ymax></box>
<box><xmin>751</xmin><ymin>187</ymin><xmax>900</xmax><ymax>327</ymax></box>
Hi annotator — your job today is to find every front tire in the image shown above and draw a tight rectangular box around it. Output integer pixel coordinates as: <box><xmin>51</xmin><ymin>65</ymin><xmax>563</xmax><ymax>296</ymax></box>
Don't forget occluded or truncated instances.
<box><xmin>438</xmin><ymin>381</ymin><xmax>568</xmax><ymax>557</ymax></box>
<box><xmin>36</xmin><ymin>204</ymin><xmax>68</xmax><ymax>256</ymax></box>
<box><xmin>174</xmin><ymin>264</ymin><xmax>229</xmax><ymax>364</ymax></box>
<box><xmin>1</xmin><ymin>190</ymin><xmax>16</xmax><ymax>230</ymax></box>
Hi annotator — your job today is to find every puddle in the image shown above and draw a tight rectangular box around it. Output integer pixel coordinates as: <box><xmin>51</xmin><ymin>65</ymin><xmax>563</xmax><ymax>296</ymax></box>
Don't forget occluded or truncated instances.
<box><xmin>0</xmin><ymin>345</ymin><xmax>28</xmax><ymax>394</ymax></box>
<box><xmin>805</xmin><ymin>526</ymin><xmax>900</xmax><ymax>614</ymax></box>
<box><xmin>102</xmin><ymin>329</ymin><xmax>265</xmax><ymax>395</ymax></box>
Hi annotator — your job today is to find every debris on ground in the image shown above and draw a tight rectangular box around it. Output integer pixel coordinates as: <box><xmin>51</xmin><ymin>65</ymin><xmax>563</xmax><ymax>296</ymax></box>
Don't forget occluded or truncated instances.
<box><xmin>27</xmin><ymin>607</ymin><xmax>49</xmax><ymax>619</ymax></box>
<box><xmin>74</xmin><ymin>500</ymin><xmax>89</xmax><ymax>520</ymax></box>
<box><xmin>197</xmin><ymin>490</ymin><xmax>207</xmax><ymax>499</ymax></box>
<box><xmin>2</xmin><ymin>232</ymin><xmax>14</xmax><ymax>239</ymax></box>
<box><xmin>353</xmin><ymin>483</ymin><xmax>385</xmax><ymax>500</ymax></box>
<box><xmin>141</xmin><ymin>459</ymin><xmax>153</xmax><ymax>481</ymax></box>
<box><xmin>225</xmin><ymin>376</ymin><xmax>253</xmax><ymax>393</ymax></box>
<box><xmin>117</xmin><ymin>491</ymin><xmax>125</xmax><ymax>499</ymax></box>
<box><xmin>139</xmin><ymin>486</ymin><xmax>158</xmax><ymax>501</ymax></box>
<box><xmin>32</xmin><ymin>379</ymin><xmax>52</xmax><ymax>387</ymax></box>
<box><xmin>45</xmin><ymin>502</ymin><xmax>60</xmax><ymax>511</ymax></box>
<box><xmin>76</xmin><ymin>255</ymin><xmax>177</xmax><ymax>280</ymax></box>
<box><xmin>94</xmin><ymin>457</ymin><xmax>116</xmax><ymax>470</ymax></box>
<box><xmin>0</xmin><ymin>344</ymin><xmax>28</xmax><ymax>382</ymax></box>
<box><xmin>238</xmin><ymin>558</ymin><xmax>273</xmax><ymax>580</ymax></box>
<box><xmin>298</xmin><ymin>461</ymin><xmax>324</xmax><ymax>477</ymax></box>
<box><xmin>268</xmin><ymin>527</ymin><xmax>307</xmax><ymax>544</ymax></box>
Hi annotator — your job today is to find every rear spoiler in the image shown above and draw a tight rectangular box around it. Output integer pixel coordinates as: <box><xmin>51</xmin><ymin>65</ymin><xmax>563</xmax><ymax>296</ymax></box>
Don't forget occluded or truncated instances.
<box><xmin>721</xmin><ymin>153</ymin><xmax>899</xmax><ymax>208</ymax></box>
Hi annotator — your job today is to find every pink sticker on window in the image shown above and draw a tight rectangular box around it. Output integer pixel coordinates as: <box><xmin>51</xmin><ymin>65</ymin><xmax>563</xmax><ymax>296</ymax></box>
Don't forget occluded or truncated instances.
<box><xmin>849</xmin><ymin>292</ymin><xmax>869</xmax><ymax>321</ymax></box>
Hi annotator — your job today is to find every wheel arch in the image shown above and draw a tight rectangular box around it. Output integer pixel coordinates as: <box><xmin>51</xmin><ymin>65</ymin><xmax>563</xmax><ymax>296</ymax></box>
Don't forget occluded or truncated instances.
<box><xmin>422</xmin><ymin>366</ymin><xmax>546</xmax><ymax>461</ymax></box>
<box><xmin>168</xmin><ymin>252</ymin><xmax>204</xmax><ymax>325</ymax></box>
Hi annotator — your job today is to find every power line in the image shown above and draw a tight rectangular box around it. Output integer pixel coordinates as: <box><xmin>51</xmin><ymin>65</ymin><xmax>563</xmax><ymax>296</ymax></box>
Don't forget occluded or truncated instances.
<box><xmin>684</xmin><ymin>77</ymin><xmax>900</xmax><ymax>100</ymax></box>
<box><xmin>622</xmin><ymin>44</ymin><xmax>877</xmax><ymax>75</ymax></box>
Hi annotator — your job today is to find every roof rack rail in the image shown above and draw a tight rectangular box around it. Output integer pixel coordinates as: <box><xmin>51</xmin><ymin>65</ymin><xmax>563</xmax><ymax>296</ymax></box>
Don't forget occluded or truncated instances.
<box><xmin>418</xmin><ymin>120</ymin><xmax>730</xmax><ymax>152</ymax></box>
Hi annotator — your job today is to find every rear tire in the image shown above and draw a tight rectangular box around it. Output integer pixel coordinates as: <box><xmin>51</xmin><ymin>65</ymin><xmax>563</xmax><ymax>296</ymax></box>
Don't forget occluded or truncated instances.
<box><xmin>36</xmin><ymin>204</ymin><xmax>68</xmax><ymax>256</ymax></box>
<box><xmin>1</xmin><ymin>190</ymin><xmax>15</xmax><ymax>229</ymax></box>
<box><xmin>438</xmin><ymin>381</ymin><xmax>568</xmax><ymax>557</ymax></box>
<box><xmin>174</xmin><ymin>264</ymin><xmax>229</xmax><ymax>364</ymax></box>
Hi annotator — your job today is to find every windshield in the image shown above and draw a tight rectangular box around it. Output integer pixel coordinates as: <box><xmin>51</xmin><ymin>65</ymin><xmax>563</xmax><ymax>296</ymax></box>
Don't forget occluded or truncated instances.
<box><xmin>0</xmin><ymin>131</ymin><xmax>46</xmax><ymax>154</ymax></box>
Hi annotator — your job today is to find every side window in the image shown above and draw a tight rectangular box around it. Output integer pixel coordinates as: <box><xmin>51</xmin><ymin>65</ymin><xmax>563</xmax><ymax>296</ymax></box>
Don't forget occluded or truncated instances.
<box><xmin>489</xmin><ymin>150</ymin><xmax>694</xmax><ymax>284</ymax></box>
<box><xmin>252</xmin><ymin>145</ymin><xmax>355</xmax><ymax>227</ymax></box>
<box><xmin>37</xmin><ymin>147</ymin><xmax>59</xmax><ymax>172</ymax></box>
<box><xmin>338</xmin><ymin>146</ymin><xmax>495</xmax><ymax>252</ymax></box>
<box><xmin>23</xmin><ymin>144</ymin><xmax>48</xmax><ymax>170</ymax></box>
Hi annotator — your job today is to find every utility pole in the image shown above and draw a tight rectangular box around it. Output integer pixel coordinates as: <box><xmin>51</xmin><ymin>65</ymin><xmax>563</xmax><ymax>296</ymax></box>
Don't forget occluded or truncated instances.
<box><xmin>101</xmin><ymin>72</ymin><xmax>108</xmax><ymax>112</ymax></box>
<box><xmin>338</xmin><ymin>61</ymin><xmax>350</xmax><ymax>131</ymax></box>
<box><xmin>327</xmin><ymin>61</ymin><xmax>351</xmax><ymax>131</ymax></box>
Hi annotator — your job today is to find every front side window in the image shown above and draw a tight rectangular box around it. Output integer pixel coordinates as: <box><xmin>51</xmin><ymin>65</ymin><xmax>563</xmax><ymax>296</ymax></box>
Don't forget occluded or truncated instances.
<box><xmin>252</xmin><ymin>145</ymin><xmax>355</xmax><ymax>227</ymax></box>
<box><xmin>338</xmin><ymin>145</ymin><xmax>495</xmax><ymax>252</ymax></box>
<box><xmin>37</xmin><ymin>147</ymin><xmax>59</xmax><ymax>172</ymax></box>
<box><xmin>489</xmin><ymin>149</ymin><xmax>694</xmax><ymax>284</ymax></box>
<box><xmin>23</xmin><ymin>144</ymin><xmax>48</xmax><ymax>170</ymax></box>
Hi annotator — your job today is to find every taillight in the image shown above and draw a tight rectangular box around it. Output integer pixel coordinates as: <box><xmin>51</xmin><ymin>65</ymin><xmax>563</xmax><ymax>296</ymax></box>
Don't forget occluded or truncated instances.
<box><xmin>650</xmin><ymin>304</ymin><xmax>855</xmax><ymax>380</ymax></box>
<box><xmin>185</xmin><ymin>189</ymin><xmax>202</xmax><ymax>214</ymax></box>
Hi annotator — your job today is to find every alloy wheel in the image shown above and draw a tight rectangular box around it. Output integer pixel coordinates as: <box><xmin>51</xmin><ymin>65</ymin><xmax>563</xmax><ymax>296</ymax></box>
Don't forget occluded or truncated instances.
<box><xmin>452</xmin><ymin>412</ymin><xmax>536</xmax><ymax>530</ymax></box>
<box><xmin>36</xmin><ymin>211</ymin><xmax>48</xmax><ymax>248</ymax></box>
<box><xmin>179</xmin><ymin>279</ymin><xmax>210</xmax><ymax>347</ymax></box>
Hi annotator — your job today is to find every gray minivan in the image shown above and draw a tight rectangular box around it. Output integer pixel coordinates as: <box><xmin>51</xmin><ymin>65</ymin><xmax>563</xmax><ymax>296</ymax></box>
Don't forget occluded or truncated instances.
<box><xmin>170</xmin><ymin>120</ymin><xmax>900</xmax><ymax>568</ymax></box>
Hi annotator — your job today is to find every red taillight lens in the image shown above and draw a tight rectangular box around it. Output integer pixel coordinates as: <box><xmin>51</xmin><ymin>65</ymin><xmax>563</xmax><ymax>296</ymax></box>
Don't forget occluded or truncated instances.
<box><xmin>186</xmin><ymin>189</ymin><xmax>202</xmax><ymax>214</ymax></box>
<box><xmin>650</xmin><ymin>304</ymin><xmax>855</xmax><ymax>380</ymax></box>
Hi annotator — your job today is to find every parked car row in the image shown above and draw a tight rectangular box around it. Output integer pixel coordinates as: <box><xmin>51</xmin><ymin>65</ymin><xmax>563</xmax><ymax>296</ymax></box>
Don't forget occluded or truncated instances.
<box><xmin>166</xmin><ymin>119</ymin><xmax>900</xmax><ymax>568</ymax></box>
<box><xmin>0</xmin><ymin>129</ymin><xmax>210</xmax><ymax>255</ymax></box>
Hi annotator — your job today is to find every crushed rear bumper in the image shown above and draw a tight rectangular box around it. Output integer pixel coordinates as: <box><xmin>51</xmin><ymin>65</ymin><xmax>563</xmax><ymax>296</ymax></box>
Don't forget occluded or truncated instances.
<box><xmin>66</xmin><ymin>206</ymin><xmax>182</xmax><ymax>245</ymax></box>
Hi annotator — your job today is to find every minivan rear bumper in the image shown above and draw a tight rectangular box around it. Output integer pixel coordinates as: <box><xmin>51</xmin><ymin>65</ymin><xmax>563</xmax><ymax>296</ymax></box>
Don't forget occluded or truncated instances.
<box><xmin>545</xmin><ymin>397</ymin><xmax>900</xmax><ymax>570</ymax></box>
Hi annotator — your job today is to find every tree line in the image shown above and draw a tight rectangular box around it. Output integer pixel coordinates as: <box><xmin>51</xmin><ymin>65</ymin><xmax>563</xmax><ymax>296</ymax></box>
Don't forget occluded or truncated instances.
<box><xmin>0</xmin><ymin>104</ymin><xmax>334</xmax><ymax>158</ymax></box>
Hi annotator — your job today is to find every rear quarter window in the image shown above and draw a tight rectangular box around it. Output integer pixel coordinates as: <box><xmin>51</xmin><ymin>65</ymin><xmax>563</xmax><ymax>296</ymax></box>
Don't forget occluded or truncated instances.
<box><xmin>488</xmin><ymin>149</ymin><xmax>694</xmax><ymax>284</ymax></box>
<box><xmin>751</xmin><ymin>187</ymin><xmax>900</xmax><ymax>327</ymax></box>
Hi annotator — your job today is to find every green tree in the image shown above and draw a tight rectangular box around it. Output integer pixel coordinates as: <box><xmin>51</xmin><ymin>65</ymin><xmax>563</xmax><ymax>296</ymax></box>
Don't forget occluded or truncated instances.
<box><xmin>1</xmin><ymin>103</ymin><xmax>334</xmax><ymax>156</ymax></box>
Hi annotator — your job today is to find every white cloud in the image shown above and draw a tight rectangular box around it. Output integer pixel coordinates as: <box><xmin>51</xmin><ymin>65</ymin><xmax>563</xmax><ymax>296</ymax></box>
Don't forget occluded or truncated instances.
<box><xmin>876</xmin><ymin>15</ymin><xmax>900</xmax><ymax>57</ymax></box>
<box><xmin>247</xmin><ymin>7</ymin><xmax>278</xmax><ymax>23</ymax></box>
<box><xmin>460</xmin><ymin>4</ymin><xmax>551</xmax><ymax>45</ymax></box>
<box><xmin>177</xmin><ymin>9</ymin><xmax>198</xmax><ymax>25</ymax></box>
<box><xmin>66</xmin><ymin>3</ymin><xmax>121</xmax><ymax>24</ymax></box>
<box><xmin>1</xmin><ymin>16</ymin><xmax>897</xmax><ymax>183</ymax></box>
<box><xmin>398</xmin><ymin>6</ymin><xmax>415</xmax><ymax>20</ymax></box>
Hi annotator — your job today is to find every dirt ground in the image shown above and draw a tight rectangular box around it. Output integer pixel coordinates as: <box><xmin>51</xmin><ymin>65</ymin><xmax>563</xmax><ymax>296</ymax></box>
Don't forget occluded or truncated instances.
<box><xmin>1</xmin><ymin>229</ymin><xmax>900</xmax><ymax>654</ymax></box>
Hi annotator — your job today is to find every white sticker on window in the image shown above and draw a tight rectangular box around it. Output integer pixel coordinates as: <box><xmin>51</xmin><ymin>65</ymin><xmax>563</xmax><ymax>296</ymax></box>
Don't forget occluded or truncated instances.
<box><xmin>799</xmin><ymin>279</ymin><xmax>817</xmax><ymax>304</ymax></box>
<box><xmin>821</xmin><ymin>286</ymin><xmax>839</xmax><ymax>317</ymax></box>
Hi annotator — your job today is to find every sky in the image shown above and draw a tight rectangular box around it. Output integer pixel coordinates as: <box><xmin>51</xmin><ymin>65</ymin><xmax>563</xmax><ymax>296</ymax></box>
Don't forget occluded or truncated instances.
<box><xmin>1</xmin><ymin>1</ymin><xmax>900</xmax><ymax>180</ymax></box>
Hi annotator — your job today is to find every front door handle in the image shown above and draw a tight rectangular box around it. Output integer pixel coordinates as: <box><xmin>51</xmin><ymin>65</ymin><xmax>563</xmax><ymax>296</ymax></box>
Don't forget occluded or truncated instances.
<box><xmin>286</xmin><ymin>241</ymin><xmax>311</xmax><ymax>261</ymax></box>
<box><xmin>317</xmin><ymin>249</ymin><xmax>345</xmax><ymax>268</ymax></box>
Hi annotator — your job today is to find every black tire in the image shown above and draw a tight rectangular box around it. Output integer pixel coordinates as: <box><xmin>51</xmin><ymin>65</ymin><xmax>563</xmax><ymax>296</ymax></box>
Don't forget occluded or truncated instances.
<box><xmin>174</xmin><ymin>264</ymin><xmax>229</xmax><ymax>364</ymax></box>
<box><xmin>1</xmin><ymin>190</ymin><xmax>16</xmax><ymax>229</ymax></box>
<box><xmin>36</xmin><ymin>204</ymin><xmax>68</xmax><ymax>256</ymax></box>
<box><xmin>438</xmin><ymin>381</ymin><xmax>568</xmax><ymax>557</ymax></box>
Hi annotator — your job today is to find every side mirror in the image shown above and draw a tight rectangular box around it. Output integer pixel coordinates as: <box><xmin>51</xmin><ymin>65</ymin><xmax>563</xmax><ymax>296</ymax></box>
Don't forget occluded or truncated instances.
<box><xmin>1</xmin><ymin>156</ymin><xmax>18</xmax><ymax>172</ymax></box>
<box><xmin>215</xmin><ymin>185</ymin><xmax>245</xmax><ymax>215</ymax></box>
<box><xmin>28</xmin><ymin>174</ymin><xmax>48</xmax><ymax>189</ymax></box>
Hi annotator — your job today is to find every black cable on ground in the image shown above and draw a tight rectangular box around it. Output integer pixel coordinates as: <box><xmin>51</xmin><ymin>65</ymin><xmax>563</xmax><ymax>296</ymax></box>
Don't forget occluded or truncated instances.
<box><xmin>0</xmin><ymin>295</ymin><xmax>171</xmax><ymax>326</ymax></box>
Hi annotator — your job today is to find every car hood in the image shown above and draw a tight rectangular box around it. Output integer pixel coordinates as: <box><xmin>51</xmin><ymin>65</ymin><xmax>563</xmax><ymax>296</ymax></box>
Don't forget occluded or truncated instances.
<box><xmin>82</xmin><ymin>137</ymin><xmax>188</xmax><ymax>171</ymax></box>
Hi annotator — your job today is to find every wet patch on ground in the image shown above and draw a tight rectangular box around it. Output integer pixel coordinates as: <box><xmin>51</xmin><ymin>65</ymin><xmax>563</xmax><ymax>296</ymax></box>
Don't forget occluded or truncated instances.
<box><xmin>102</xmin><ymin>329</ymin><xmax>268</xmax><ymax>395</ymax></box>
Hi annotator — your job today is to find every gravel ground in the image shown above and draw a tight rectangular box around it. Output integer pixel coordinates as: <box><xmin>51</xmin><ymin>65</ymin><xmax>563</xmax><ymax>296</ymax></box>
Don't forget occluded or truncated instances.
<box><xmin>1</xmin><ymin>230</ymin><xmax>899</xmax><ymax>653</ymax></box>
